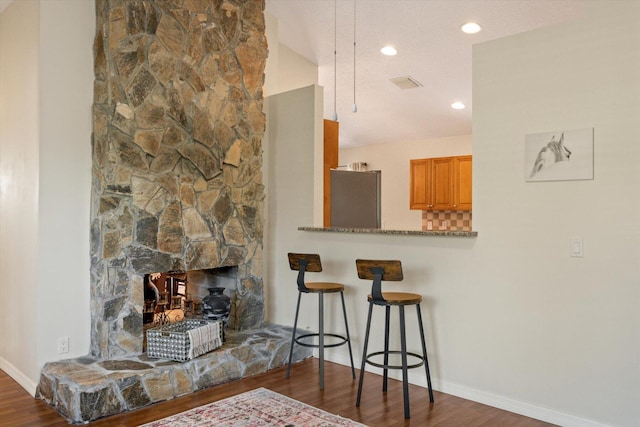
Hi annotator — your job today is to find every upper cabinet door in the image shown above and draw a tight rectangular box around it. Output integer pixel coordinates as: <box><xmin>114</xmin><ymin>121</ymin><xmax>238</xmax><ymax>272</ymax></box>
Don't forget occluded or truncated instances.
<box><xmin>430</xmin><ymin>157</ymin><xmax>454</xmax><ymax>210</ymax></box>
<box><xmin>453</xmin><ymin>156</ymin><xmax>472</xmax><ymax>211</ymax></box>
<box><xmin>410</xmin><ymin>159</ymin><xmax>430</xmax><ymax>209</ymax></box>
<box><xmin>410</xmin><ymin>155</ymin><xmax>472</xmax><ymax>211</ymax></box>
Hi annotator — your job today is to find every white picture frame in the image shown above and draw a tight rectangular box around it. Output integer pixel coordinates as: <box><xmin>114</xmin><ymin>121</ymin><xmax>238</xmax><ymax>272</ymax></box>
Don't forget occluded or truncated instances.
<box><xmin>525</xmin><ymin>128</ymin><xmax>594</xmax><ymax>182</ymax></box>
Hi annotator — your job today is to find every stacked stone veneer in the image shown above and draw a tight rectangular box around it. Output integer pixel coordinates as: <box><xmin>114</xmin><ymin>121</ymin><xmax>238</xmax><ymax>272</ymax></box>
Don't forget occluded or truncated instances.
<box><xmin>90</xmin><ymin>0</ymin><xmax>268</xmax><ymax>358</ymax></box>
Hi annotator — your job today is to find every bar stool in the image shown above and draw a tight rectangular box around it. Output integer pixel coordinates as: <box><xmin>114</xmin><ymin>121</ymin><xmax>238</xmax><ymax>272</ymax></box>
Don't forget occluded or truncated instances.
<box><xmin>355</xmin><ymin>259</ymin><xmax>434</xmax><ymax>419</ymax></box>
<box><xmin>286</xmin><ymin>253</ymin><xmax>356</xmax><ymax>389</ymax></box>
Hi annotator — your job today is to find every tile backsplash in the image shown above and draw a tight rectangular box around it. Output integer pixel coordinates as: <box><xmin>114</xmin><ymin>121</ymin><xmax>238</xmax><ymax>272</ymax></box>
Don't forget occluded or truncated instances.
<box><xmin>422</xmin><ymin>211</ymin><xmax>472</xmax><ymax>231</ymax></box>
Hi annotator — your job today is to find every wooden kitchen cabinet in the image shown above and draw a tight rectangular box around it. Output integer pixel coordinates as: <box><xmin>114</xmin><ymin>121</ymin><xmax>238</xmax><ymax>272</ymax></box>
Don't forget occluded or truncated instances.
<box><xmin>410</xmin><ymin>155</ymin><xmax>472</xmax><ymax>211</ymax></box>
<box><xmin>409</xmin><ymin>158</ymin><xmax>430</xmax><ymax>209</ymax></box>
<box><xmin>323</xmin><ymin>119</ymin><xmax>339</xmax><ymax>226</ymax></box>
<box><xmin>453</xmin><ymin>155</ymin><xmax>472</xmax><ymax>210</ymax></box>
<box><xmin>410</xmin><ymin>157</ymin><xmax>453</xmax><ymax>210</ymax></box>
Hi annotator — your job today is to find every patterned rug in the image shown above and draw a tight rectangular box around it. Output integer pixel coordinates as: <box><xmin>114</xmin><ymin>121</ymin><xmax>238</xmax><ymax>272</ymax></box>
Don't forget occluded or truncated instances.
<box><xmin>139</xmin><ymin>387</ymin><xmax>367</xmax><ymax>427</ymax></box>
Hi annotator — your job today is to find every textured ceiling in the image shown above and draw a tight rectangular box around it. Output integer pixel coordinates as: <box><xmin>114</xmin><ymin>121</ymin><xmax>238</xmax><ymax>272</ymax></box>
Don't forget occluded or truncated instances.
<box><xmin>266</xmin><ymin>0</ymin><xmax>587</xmax><ymax>147</ymax></box>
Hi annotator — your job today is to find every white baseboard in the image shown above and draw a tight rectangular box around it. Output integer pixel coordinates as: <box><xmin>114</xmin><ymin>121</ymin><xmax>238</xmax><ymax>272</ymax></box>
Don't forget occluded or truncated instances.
<box><xmin>320</xmin><ymin>354</ymin><xmax>609</xmax><ymax>427</ymax></box>
<box><xmin>0</xmin><ymin>357</ymin><xmax>38</xmax><ymax>397</ymax></box>
<box><xmin>436</xmin><ymin>380</ymin><xmax>610</xmax><ymax>427</ymax></box>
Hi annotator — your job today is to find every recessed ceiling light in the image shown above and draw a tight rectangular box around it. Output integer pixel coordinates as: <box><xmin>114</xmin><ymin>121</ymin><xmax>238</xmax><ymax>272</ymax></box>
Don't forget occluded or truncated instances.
<box><xmin>461</xmin><ymin>22</ymin><xmax>481</xmax><ymax>34</ymax></box>
<box><xmin>380</xmin><ymin>46</ymin><xmax>397</xmax><ymax>56</ymax></box>
<box><xmin>451</xmin><ymin>102</ymin><xmax>466</xmax><ymax>110</ymax></box>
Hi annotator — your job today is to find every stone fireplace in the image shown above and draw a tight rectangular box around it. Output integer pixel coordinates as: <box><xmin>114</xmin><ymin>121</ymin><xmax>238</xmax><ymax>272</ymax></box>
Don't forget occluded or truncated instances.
<box><xmin>35</xmin><ymin>1</ymin><xmax>312</xmax><ymax>423</ymax></box>
<box><xmin>89</xmin><ymin>0</ymin><xmax>268</xmax><ymax>358</ymax></box>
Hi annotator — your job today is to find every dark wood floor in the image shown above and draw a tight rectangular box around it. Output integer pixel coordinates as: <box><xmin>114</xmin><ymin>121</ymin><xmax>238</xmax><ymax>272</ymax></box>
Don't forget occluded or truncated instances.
<box><xmin>1</xmin><ymin>359</ymin><xmax>554</xmax><ymax>426</ymax></box>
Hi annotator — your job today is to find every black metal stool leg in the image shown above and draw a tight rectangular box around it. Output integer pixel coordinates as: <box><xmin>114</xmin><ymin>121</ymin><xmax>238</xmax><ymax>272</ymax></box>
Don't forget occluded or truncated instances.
<box><xmin>383</xmin><ymin>305</ymin><xmax>390</xmax><ymax>392</ymax></box>
<box><xmin>416</xmin><ymin>304</ymin><xmax>434</xmax><ymax>402</ymax></box>
<box><xmin>318</xmin><ymin>291</ymin><xmax>325</xmax><ymax>390</ymax></box>
<box><xmin>399</xmin><ymin>305</ymin><xmax>411</xmax><ymax>419</ymax></box>
<box><xmin>356</xmin><ymin>301</ymin><xmax>374</xmax><ymax>407</ymax></box>
<box><xmin>286</xmin><ymin>292</ymin><xmax>302</xmax><ymax>379</ymax></box>
<box><xmin>340</xmin><ymin>291</ymin><xmax>356</xmax><ymax>378</ymax></box>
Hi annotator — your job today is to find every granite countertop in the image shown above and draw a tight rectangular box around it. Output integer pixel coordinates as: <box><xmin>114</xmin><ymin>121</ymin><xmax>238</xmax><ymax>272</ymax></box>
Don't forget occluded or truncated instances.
<box><xmin>298</xmin><ymin>226</ymin><xmax>477</xmax><ymax>237</ymax></box>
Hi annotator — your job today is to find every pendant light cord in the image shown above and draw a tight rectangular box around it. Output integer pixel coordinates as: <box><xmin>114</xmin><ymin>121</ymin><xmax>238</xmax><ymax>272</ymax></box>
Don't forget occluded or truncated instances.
<box><xmin>352</xmin><ymin>0</ymin><xmax>357</xmax><ymax>113</ymax></box>
<box><xmin>332</xmin><ymin>0</ymin><xmax>338</xmax><ymax>121</ymax></box>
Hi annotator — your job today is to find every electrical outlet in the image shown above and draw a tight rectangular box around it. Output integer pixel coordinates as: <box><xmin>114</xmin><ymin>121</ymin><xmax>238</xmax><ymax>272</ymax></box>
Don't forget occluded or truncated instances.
<box><xmin>57</xmin><ymin>336</ymin><xmax>69</xmax><ymax>354</ymax></box>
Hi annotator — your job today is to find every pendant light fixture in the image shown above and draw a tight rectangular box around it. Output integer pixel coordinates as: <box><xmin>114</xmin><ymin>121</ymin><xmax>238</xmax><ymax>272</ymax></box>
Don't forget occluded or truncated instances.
<box><xmin>331</xmin><ymin>0</ymin><xmax>358</xmax><ymax>120</ymax></box>
<box><xmin>332</xmin><ymin>0</ymin><xmax>338</xmax><ymax>121</ymax></box>
<box><xmin>352</xmin><ymin>0</ymin><xmax>357</xmax><ymax>113</ymax></box>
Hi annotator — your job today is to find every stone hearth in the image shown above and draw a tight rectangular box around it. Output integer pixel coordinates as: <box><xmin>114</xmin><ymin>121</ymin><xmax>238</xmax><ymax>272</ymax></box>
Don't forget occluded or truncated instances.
<box><xmin>37</xmin><ymin>325</ymin><xmax>312</xmax><ymax>424</ymax></box>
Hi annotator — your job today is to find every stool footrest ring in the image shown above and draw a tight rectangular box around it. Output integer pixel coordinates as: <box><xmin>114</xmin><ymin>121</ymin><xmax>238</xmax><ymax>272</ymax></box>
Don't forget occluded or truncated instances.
<box><xmin>294</xmin><ymin>333</ymin><xmax>349</xmax><ymax>349</ymax></box>
<box><xmin>364</xmin><ymin>350</ymin><xmax>425</xmax><ymax>370</ymax></box>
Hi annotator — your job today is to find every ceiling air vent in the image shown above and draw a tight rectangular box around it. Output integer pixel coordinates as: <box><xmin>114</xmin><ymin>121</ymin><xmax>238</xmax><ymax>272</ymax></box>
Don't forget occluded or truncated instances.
<box><xmin>390</xmin><ymin>75</ymin><xmax>423</xmax><ymax>89</ymax></box>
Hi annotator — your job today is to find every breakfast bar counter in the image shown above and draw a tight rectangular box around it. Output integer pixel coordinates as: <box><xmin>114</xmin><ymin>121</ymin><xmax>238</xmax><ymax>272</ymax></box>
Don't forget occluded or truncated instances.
<box><xmin>298</xmin><ymin>226</ymin><xmax>477</xmax><ymax>237</ymax></box>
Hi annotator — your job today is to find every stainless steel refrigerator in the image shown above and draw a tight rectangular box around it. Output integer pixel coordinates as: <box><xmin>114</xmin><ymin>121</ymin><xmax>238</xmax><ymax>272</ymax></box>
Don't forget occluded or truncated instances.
<box><xmin>330</xmin><ymin>169</ymin><xmax>381</xmax><ymax>228</ymax></box>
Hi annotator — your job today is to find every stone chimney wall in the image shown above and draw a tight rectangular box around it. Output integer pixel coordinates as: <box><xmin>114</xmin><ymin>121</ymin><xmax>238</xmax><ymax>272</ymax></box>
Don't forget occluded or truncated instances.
<box><xmin>90</xmin><ymin>0</ymin><xmax>268</xmax><ymax>359</ymax></box>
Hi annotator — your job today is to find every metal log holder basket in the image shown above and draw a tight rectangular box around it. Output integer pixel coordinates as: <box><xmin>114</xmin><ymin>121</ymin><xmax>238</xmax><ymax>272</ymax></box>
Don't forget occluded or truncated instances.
<box><xmin>146</xmin><ymin>319</ymin><xmax>223</xmax><ymax>362</ymax></box>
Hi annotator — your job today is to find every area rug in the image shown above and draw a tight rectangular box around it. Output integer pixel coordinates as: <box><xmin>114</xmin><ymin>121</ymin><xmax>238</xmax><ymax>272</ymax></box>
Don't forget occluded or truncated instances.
<box><xmin>139</xmin><ymin>387</ymin><xmax>367</xmax><ymax>427</ymax></box>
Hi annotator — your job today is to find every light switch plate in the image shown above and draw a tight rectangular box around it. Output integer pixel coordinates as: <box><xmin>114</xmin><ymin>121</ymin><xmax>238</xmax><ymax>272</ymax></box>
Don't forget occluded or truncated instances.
<box><xmin>570</xmin><ymin>238</ymin><xmax>583</xmax><ymax>258</ymax></box>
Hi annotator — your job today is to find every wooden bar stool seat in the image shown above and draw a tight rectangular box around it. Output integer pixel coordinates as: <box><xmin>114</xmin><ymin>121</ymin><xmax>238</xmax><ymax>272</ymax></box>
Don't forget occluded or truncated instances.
<box><xmin>286</xmin><ymin>253</ymin><xmax>356</xmax><ymax>389</ymax></box>
<box><xmin>355</xmin><ymin>259</ymin><xmax>434</xmax><ymax>419</ymax></box>
<box><xmin>305</xmin><ymin>282</ymin><xmax>345</xmax><ymax>292</ymax></box>
<box><xmin>369</xmin><ymin>292</ymin><xmax>422</xmax><ymax>305</ymax></box>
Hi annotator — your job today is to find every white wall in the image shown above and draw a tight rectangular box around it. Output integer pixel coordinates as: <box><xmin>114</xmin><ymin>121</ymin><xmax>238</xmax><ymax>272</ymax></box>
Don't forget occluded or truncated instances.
<box><xmin>470</xmin><ymin>2</ymin><xmax>639</xmax><ymax>425</ymax></box>
<box><xmin>264</xmin><ymin>85</ymin><xmax>324</xmax><ymax>323</ymax></box>
<box><xmin>266</xmin><ymin>2</ymin><xmax>639</xmax><ymax>426</ymax></box>
<box><xmin>264</xmin><ymin>12</ymin><xmax>318</xmax><ymax>98</ymax></box>
<box><xmin>36</xmin><ymin>0</ymin><xmax>93</xmax><ymax>377</ymax></box>
<box><xmin>0</xmin><ymin>0</ymin><xmax>93</xmax><ymax>394</ymax></box>
<box><xmin>0</xmin><ymin>0</ymin><xmax>40</xmax><ymax>389</ymax></box>
<box><xmin>0</xmin><ymin>0</ymin><xmax>13</xmax><ymax>14</ymax></box>
<box><xmin>340</xmin><ymin>135</ymin><xmax>472</xmax><ymax>230</ymax></box>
